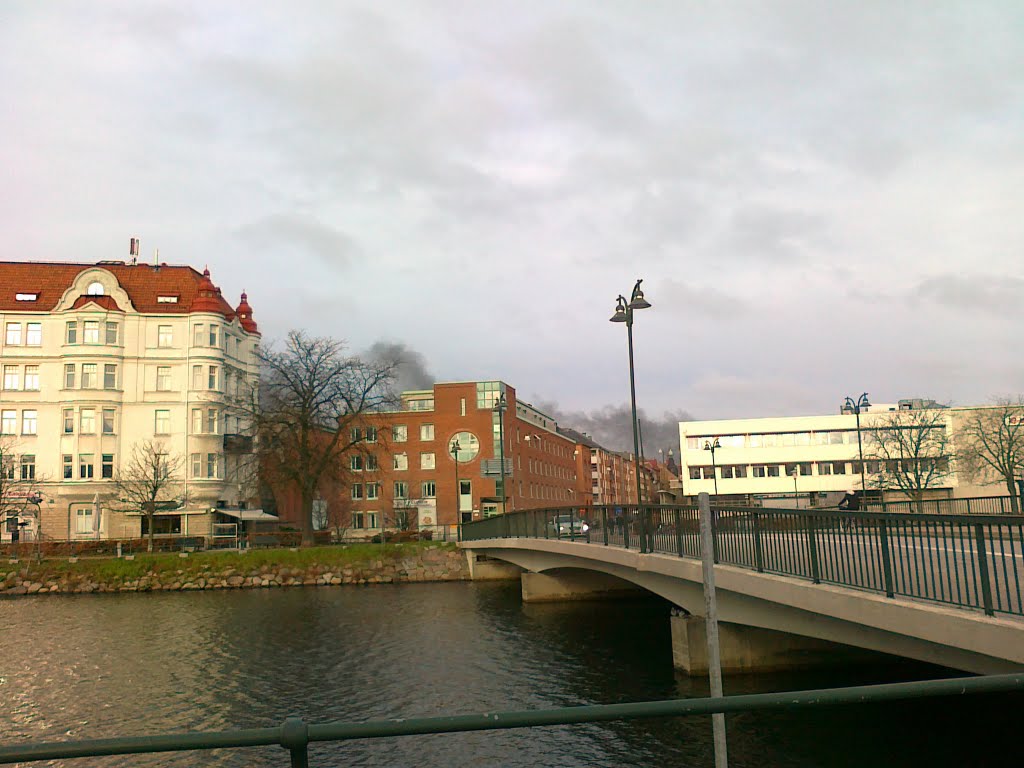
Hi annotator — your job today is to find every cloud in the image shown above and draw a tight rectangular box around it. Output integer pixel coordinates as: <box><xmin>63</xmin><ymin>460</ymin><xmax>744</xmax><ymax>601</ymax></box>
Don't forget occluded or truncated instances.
<box><xmin>912</xmin><ymin>274</ymin><xmax>1024</xmax><ymax>314</ymax></box>
<box><xmin>234</xmin><ymin>213</ymin><xmax>358</xmax><ymax>269</ymax></box>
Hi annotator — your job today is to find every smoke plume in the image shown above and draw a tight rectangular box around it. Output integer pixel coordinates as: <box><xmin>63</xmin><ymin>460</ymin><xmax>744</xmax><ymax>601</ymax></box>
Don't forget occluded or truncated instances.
<box><xmin>533</xmin><ymin>400</ymin><xmax>695</xmax><ymax>459</ymax></box>
<box><xmin>363</xmin><ymin>341</ymin><xmax>436</xmax><ymax>393</ymax></box>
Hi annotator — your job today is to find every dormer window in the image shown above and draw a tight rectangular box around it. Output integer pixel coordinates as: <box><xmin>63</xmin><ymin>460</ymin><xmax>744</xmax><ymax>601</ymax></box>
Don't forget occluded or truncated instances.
<box><xmin>157</xmin><ymin>295</ymin><xmax>179</xmax><ymax>304</ymax></box>
<box><xmin>15</xmin><ymin>293</ymin><xmax>38</xmax><ymax>301</ymax></box>
<box><xmin>87</xmin><ymin>281</ymin><xmax>105</xmax><ymax>296</ymax></box>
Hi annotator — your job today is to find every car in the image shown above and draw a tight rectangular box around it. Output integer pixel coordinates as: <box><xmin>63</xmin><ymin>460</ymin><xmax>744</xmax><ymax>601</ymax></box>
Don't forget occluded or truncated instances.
<box><xmin>547</xmin><ymin>515</ymin><xmax>590</xmax><ymax>539</ymax></box>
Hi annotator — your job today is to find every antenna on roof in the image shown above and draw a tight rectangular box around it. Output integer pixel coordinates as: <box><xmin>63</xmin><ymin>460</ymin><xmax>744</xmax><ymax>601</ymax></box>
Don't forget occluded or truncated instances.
<box><xmin>154</xmin><ymin>248</ymin><xmax>160</xmax><ymax>270</ymax></box>
<box><xmin>129</xmin><ymin>237</ymin><xmax>139</xmax><ymax>265</ymax></box>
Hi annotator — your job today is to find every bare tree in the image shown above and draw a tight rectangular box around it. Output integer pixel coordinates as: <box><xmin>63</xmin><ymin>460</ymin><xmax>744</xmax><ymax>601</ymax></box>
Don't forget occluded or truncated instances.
<box><xmin>240</xmin><ymin>331</ymin><xmax>398</xmax><ymax>546</ymax></box>
<box><xmin>0</xmin><ymin>435</ymin><xmax>45</xmax><ymax>543</ymax></box>
<box><xmin>956</xmin><ymin>398</ymin><xmax>1024</xmax><ymax>513</ymax></box>
<box><xmin>110</xmin><ymin>440</ymin><xmax>188</xmax><ymax>552</ymax></box>
<box><xmin>865</xmin><ymin>408</ymin><xmax>954</xmax><ymax>512</ymax></box>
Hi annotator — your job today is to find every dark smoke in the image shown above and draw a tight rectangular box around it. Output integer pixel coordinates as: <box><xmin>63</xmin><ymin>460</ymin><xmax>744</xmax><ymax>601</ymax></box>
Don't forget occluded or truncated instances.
<box><xmin>363</xmin><ymin>341</ymin><xmax>435</xmax><ymax>393</ymax></box>
<box><xmin>534</xmin><ymin>400</ymin><xmax>695</xmax><ymax>459</ymax></box>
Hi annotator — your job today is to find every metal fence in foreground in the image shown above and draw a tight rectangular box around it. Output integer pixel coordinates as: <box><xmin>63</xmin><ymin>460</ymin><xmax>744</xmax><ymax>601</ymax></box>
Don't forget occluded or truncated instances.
<box><xmin>1</xmin><ymin>674</ymin><xmax>1021</xmax><ymax>766</ymax></box>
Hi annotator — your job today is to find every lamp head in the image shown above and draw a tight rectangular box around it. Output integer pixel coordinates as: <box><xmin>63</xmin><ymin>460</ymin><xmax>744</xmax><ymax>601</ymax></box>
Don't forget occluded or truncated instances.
<box><xmin>451</xmin><ymin>440</ymin><xmax>461</xmax><ymax>458</ymax></box>
<box><xmin>609</xmin><ymin>295</ymin><xmax>629</xmax><ymax>323</ymax></box>
<box><xmin>628</xmin><ymin>279</ymin><xmax>651</xmax><ymax>310</ymax></box>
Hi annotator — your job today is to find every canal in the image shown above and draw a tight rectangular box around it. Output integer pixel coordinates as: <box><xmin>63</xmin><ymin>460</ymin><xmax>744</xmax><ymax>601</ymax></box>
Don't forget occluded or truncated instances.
<box><xmin>1</xmin><ymin>581</ymin><xmax>1016</xmax><ymax>767</ymax></box>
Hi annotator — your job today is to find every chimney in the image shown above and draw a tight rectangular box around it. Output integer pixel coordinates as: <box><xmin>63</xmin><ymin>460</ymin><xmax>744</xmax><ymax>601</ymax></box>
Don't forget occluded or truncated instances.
<box><xmin>129</xmin><ymin>237</ymin><xmax>139</xmax><ymax>265</ymax></box>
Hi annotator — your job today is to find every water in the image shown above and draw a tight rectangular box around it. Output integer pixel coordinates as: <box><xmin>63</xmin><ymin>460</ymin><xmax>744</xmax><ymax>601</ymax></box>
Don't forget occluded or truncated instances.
<box><xmin>1</xmin><ymin>582</ymin><xmax>1017</xmax><ymax>767</ymax></box>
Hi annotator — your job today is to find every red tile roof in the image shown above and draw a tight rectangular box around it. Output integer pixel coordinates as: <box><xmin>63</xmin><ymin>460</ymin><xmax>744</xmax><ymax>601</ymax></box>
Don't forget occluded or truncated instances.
<box><xmin>0</xmin><ymin>261</ymin><xmax>252</xmax><ymax>328</ymax></box>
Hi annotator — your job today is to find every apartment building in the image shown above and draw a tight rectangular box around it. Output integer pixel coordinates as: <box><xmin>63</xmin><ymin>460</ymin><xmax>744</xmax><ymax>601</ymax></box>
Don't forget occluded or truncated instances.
<box><xmin>274</xmin><ymin>380</ymin><xmax>582</xmax><ymax>535</ymax></box>
<box><xmin>677</xmin><ymin>398</ymin><xmax>1004</xmax><ymax>504</ymax></box>
<box><xmin>559</xmin><ymin>427</ymin><xmax>654</xmax><ymax>507</ymax></box>
<box><xmin>0</xmin><ymin>257</ymin><xmax>262</xmax><ymax>543</ymax></box>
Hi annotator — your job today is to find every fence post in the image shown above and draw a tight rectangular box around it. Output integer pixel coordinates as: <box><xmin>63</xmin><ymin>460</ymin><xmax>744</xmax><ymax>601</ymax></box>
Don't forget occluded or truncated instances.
<box><xmin>570</xmin><ymin>506</ymin><xmax>576</xmax><ymax>542</ymax></box>
<box><xmin>503</xmin><ymin>514</ymin><xmax>510</xmax><ymax>539</ymax></box>
<box><xmin>974</xmin><ymin>523</ymin><xmax>995</xmax><ymax>616</ymax></box>
<box><xmin>966</xmin><ymin>498</ymin><xmax>972</xmax><ymax>515</ymax></box>
<box><xmin>602</xmin><ymin>507</ymin><xmax>609</xmax><ymax>546</ymax></box>
<box><xmin>280</xmin><ymin>716</ymin><xmax>309</xmax><ymax>768</ymax></box>
<box><xmin>711</xmin><ymin>507</ymin><xmax>720</xmax><ymax>565</ymax></box>
<box><xmin>878</xmin><ymin>518</ymin><xmax>895</xmax><ymax>598</ymax></box>
<box><xmin>752</xmin><ymin>511</ymin><xmax>764</xmax><ymax>573</ymax></box>
<box><xmin>999</xmin><ymin>496</ymin><xmax>1007</xmax><ymax>515</ymax></box>
<box><xmin>675</xmin><ymin>508</ymin><xmax>684</xmax><ymax>557</ymax></box>
<box><xmin>807</xmin><ymin>515</ymin><xmax>821</xmax><ymax>584</ymax></box>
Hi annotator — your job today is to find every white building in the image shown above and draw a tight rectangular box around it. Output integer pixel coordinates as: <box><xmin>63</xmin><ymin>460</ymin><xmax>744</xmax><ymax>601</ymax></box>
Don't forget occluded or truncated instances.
<box><xmin>0</xmin><ymin>257</ymin><xmax>262</xmax><ymax>544</ymax></box>
<box><xmin>679</xmin><ymin>399</ymin><xmax>965</xmax><ymax>504</ymax></box>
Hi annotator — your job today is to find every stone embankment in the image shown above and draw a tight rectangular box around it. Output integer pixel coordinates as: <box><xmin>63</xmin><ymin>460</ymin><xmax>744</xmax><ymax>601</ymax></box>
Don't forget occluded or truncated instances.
<box><xmin>2</xmin><ymin>546</ymin><xmax>471</xmax><ymax>596</ymax></box>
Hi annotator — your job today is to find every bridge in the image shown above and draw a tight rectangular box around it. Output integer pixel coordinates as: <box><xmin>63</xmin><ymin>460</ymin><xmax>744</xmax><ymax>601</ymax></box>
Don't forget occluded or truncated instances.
<box><xmin>459</xmin><ymin>504</ymin><xmax>1024</xmax><ymax>675</ymax></box>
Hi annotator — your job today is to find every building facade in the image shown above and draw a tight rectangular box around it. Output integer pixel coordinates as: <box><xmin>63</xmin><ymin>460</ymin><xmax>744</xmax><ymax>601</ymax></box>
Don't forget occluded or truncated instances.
<box><xmin>678</xmin><ymin>399</ymin><xmax>1012</xmax><ymax>505</ymax></box>
<box><xmin>0</xmin><ymin>258</ymin><xmax>261</xmax><ymax>544</ymax></box>
<box><xmin>274</xmin><ymin>380</ymin><xmax>583</xmax><ymax>536</ymax></box>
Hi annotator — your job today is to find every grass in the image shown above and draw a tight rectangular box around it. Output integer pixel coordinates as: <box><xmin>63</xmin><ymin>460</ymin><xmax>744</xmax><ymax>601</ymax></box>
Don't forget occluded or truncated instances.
<box><xmin>3</xmin><ymin>541</ymin><xmax>458</xmax><ymax>584</ymax></box>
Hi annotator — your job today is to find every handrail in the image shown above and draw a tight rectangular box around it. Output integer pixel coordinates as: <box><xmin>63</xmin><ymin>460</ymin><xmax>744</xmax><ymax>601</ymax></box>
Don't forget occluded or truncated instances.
<box><xmin>2</xmin><ymin>673</ymin><xmax>1022</xmax><ymax>765</ymax></box>
<box><xmin>462</xmin><ymin>504</ymin><xmax>1024</xmax><ymax>617</ymax></box>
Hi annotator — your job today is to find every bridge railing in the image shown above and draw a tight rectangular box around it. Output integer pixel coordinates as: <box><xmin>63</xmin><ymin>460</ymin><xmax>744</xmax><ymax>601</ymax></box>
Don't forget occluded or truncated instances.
<box><xmin>462</xmin><ymin>504</ymin><xmax>1024</xmax><ymax>618</ymax></box>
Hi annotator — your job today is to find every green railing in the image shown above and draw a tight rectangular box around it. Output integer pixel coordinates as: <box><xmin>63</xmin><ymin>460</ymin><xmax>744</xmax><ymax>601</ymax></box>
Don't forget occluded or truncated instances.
<box><xmin>2</xmin><ymin>673</ymin><xmax>1022</xmax><ymax>766</ymax></box>
<box><xmin>462</xmin><ymin>504</ymin><xmax>1024</xmax><ymax>617</ymax></box>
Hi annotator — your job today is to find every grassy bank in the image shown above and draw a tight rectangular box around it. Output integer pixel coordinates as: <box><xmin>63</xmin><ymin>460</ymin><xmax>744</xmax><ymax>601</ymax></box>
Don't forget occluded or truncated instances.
<box><xmin>3</xmin><ymin>542</ymin><xmax>459</xmax><ymax>586</ymax></box>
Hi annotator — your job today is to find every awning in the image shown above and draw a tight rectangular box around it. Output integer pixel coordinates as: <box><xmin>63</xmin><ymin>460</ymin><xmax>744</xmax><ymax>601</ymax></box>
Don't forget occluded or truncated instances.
<box><xmin>215</xmin><ymin>508</ymin><xmax>279</xmax><ymax>522</ymax></box>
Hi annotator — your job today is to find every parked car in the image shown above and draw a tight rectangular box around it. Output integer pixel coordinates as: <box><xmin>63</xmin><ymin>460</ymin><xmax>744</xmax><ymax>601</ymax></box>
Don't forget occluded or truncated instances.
<box><xmin>547</xmin><ymin>515</ymin><xmax>590</xmax><ymax>539</ymax></box>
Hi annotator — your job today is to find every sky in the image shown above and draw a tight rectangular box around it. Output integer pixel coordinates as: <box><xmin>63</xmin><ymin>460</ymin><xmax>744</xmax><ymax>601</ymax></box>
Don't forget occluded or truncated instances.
<box><xmin>3</xmin><ymin>1</ymin><xmax>1023</xmax><ymax>444</ymax></box>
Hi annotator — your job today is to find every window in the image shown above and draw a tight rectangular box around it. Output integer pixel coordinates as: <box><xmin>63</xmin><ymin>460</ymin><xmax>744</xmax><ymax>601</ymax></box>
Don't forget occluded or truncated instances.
<box><xmin>63</xmin><ymin>409</ymin><xmax>74</xmax><ymax>434</ymax></box>
<box><xmin>702</xmin><ymin>466</ymin><xmax>716</xmax><ymax>480</ymax></box>
<box><xmin>365</xmin><ymin>454</ymin><xmax>378</xmax><ymax>471</ymax></box>
<box><xmin>102</xmin><ymin>454</ymin><xmax>114</xmax><ymax>479</ymax></box>
<box><xmin>190</xmin><ymin>409</ymin><xmax>202</xmax><ymax>434</ymax></box>
<box><xmin>192</xmin><ymin>365</ymin><xmax>202</xmax><ymax>389</ymax></box>
<box><xmin>767</xmin><ymin>465</ymin><xmax>780</xmax><ymax>477</ymax></box>
<box><xmin>351</xmin><ymin>455</ymin><xmax>363</xmax><ymax>471</ymax></box>
<box><xmin>87</xmin><ymin>281</ymin><xmax>104</xmax><ymax>295</ymax></box>
<box><xmin>83</xmin><ymin>320</ymin><xmax>100</xmax><ymax>343</ymax></box>
<box><xmin>420</xmin><ymin>424</ymin><xmax>434</xmax><ymax>441</ymax></box>
<box><xmin>66</xmin><ymin>321</ymin><xmax>77</xmax><ymax>344</ymax></box>
<box><xmin>207</xmin><ymin>409</ymin><xmax>219</xmax><ymax>434</ymax></box>
<box><xmin>104</xmin><ymin>364</ymin><xmax>117</xmax><ymax>390</ymax></box>
<box><xmin>420</xmin><ymin>452</ymin><xmax>435</xmax><ymax>470</ymax></box>
<box><xmin>206</xmin><ymin>453</ymin><xmax>222</xmax><ymax>479</ymax></box>
<box><xmin>818</xmin><ymin>462</ymin><xmax>833</xmax><ymax>476</ymax></box>
<box><xmin>193</xmin><ymin>324</ymin><xmax>204</xmax><ymax>346</ymax></box>
<box><xmin>350</xmin><ymin>427</ymin><xmax>362</xmax><ymax>442</ymax></box>
<box><xmin>25</xmin><ymin>323</ymin><xmax>41</xmax><ymax>346</ymax></box>
<box><xmin>208</xmin><ymin>365</ymin><xmax>219</xmax><ymax>390</ymax></box>
<box><xmin>720</xmin><ymin>466</ymin><xmax>735</xmax><ymax>479</ymax></box>
<box><xmin>102</xmin><ymin>322</ymin><xmax>117</xmax><ymax>345</ymax></box>
<box><xmin>393</xmin><ymin>425</ymin><xmax>408</xmax><ymax>442</ymax></box>
<box><xmin>352</xmin><ymin>511</ymin><xmax>365</xmax><ymax>529</ymax></box>
<box><xmin>1</xmin><ymin>410</ymin><xmax>15</xmax><ymax>434</ymax></box>
<box><xmin>394</xmin><ymin>481</ymin><xmax>408</xmax><ymax>499</ymax></box>
<box><xmin>79</xmin><ymin>454</ymin><xmax>94</xmax><ymax>479</ymax></box>
<box><xmin>3</xmin><ymin>365</ymin><xmax>18</xmax><ymax>390</ymax></box>
<box><xmin>80</xmin><ymin>408</ymin><xmax>96</xmax><ymax>433</ymax></box>
<box><xmin>24</xmin><ymin>365</ymin><xmax>39</xmax><ymax>390</ymax></box>
<box><xmin>102</xmin><ymin>409</ymin><xmax>115</xmax><ymax>434</ymax></box>
<box><xmin>422</xmin><ymin>481</ymin><xmax>436</xmax><ymax>498</ymax></box>
<box><xmin>64</xmin><ymin>364</ymin><xmax>76</xmax><ymax>389</ymax></box>
<box><xmin>75</xmin><ymin>507</ymin><xmax>93</xmax><ymax>533</ymax></box>
<box><xmin>155</xmin><ymin>409</ymin><xmax>171</xmax><ymax>434</ymax></box>
<box><xmin>393</xmin><ymin>453</ymin><xmax>408</xmax><ymax>470</ymax></box>
<box><xmin>351</xmin><ymin>483</ymin><xmax>364</xmax><ymax>500</ymax></box>
<box><xmin>158</xmin><ymin>325</ymin><xmax>173</xmax><ymax>347</ymax></box>
<box><xmin>209</xmin><ymin>325</ymin><xmax>219</xmax><ymax>347</ymax></box>
<box><xmin>158</xmin><ymin>295</ymin><xmax>179</xmax><ymax>304</ymax></box>
<box><xmin>191</xmin><ymin>453</ymin><xmax>202</xmax><ymax>478</ymax></box>
<box><xmin>753</xmin><ymin>465</ymin><xmax>767</xmax><ymax>478</ymax></box>
<box><xmin>63</xmin><ymin>454</ymin><xmax>73</xmax><ymax>479</ymax></box>
<box><xmin>5</xmin><ymin>323</ymin><xmax>21</xmax><ymax>345</ymax></box>
<box><xmin>81</xmin><ymin>363</ymin><xmax>97</xmax><ymax>389</ymax></box>
<box><xmin>366</xmin><ymin>482</ymin><xmax>379</xmax><ymax>500</ymax></box>
<box><xmin>365</xmin><ymin>427</ymin><xmax>377</xmax><ymax>443</ymax></box>
<box><xmin>15</xmin><ymin>293</ymin><xmax>37</xmax><ymax>301</ymax></box>
<box><xmin>460</xmin><ymin>398</ymin><xmax>466</xmax><ymax>417</ymax></box>
<box><xmin>20</xmin><ymin>410</ymin><xmax>37</xmax><ymax>435</ymax></box>
<box><xmin>20</xmin><ymin>455</ymin><xmax>35</xmax><ymax>481</ymax></box>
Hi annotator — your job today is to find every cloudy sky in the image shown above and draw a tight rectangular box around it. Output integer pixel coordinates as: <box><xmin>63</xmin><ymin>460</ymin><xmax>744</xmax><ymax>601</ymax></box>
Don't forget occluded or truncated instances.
<box><xmin>3</xmin><ymin>1</ymin><xmax>1023</xmax><ymax>430</ymax></box>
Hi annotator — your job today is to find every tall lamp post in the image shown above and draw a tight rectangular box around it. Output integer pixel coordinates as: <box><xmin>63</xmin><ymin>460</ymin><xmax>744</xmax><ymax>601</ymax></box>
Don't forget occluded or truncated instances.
<box><xmin>493</xmin><ymin>392</ymin><xmax>508</xmax><ymax>515</ymax></box>
<box><xmin>843</xmin><ymin>393</ymin><xmax>871</xmax><ymax>496</ymax></box>
<box><xmin>610</xmin><ymin>279</ymin><xmax>651</xmax><ymax>551</ymax></box>
<box><xmin>451</xmin><ymin>440</ymin><xmax>461</xmax><ymax>530</ymax></box>
<box><xmin>703</xmin><ymin>438</ymin><xmax>721</xmax><ymax>495</ymax></box>
<box><xmin>789</xmin><ymin>465</ymin><xmax>799</xmax><ymax>508</ymax></box>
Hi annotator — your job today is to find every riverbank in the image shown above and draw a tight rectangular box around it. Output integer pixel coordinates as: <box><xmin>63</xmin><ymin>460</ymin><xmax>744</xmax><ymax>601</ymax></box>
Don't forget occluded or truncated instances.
<box><xmin>1</xmin><ymin>543</ymin><xmax>470</xmax><ymax>595</ymax></box>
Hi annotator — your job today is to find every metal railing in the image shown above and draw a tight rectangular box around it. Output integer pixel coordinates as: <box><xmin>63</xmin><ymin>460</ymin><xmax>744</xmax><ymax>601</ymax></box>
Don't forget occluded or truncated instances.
<box><xmin>862</xmin><ymin>495</ymin><xmax>1019</xmax><ymax>516</ymax></box>
<box><xmin>2</xmin><ymin>673</ymin><xmax>1021</xmax><ymax>766</ymax></box>
<box><xmin>462</xmin><ymin>504</ymin><xmax>1024</xmax><ymax>617</ymax></box>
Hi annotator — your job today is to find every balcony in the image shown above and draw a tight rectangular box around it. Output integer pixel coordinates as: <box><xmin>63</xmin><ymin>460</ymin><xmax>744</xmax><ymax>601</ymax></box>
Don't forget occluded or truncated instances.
<box><xmin>223</xmin><ymin>434</ymin><xmax>254</xmax><ymax>454</ymax></box>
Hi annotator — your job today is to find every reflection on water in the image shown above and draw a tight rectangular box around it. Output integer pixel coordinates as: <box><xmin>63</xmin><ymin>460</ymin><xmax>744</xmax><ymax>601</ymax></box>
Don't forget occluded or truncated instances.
<box><xmin>0</xmin><ymin>582</ymin><xmax>1016</xmax><ymax>767</ymax></box>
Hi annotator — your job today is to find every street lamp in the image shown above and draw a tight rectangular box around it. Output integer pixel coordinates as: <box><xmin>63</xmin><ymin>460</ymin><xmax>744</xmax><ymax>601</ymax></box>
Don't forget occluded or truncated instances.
<box><xmin>610</xmin><ymin>279</ymin><xmax>652</xmax><ymax>550</ymax></box>
<box><xmin>789</xmin><ymin>464</ymin><xmax>799</xmax><ymax>508</ymax></box>
<box><xmin>843</xmin><ymin>393</ymin><xmax>871</xmax><ymax>496</ymax></box>
<box><xmin>703</xmin><ymin>438</ymin><xmax>721</xmax><ymax>495</ymax></box>
<box><xmin>493</xmin><ymin>392</ymin><xmax>508</xmax><ymax>515</ymax></box>
<box><xmin>451</xmin><ymin>439</ymin><xmax>461</xmax><ymax>527</ymax></box>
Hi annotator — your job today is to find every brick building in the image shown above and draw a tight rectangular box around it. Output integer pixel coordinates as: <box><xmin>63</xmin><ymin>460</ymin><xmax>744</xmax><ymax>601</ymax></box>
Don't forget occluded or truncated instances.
<box><xmin>274</xmin><ymin>380</ymin><xmax>583</xmax><ymax>536</ymax></box>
